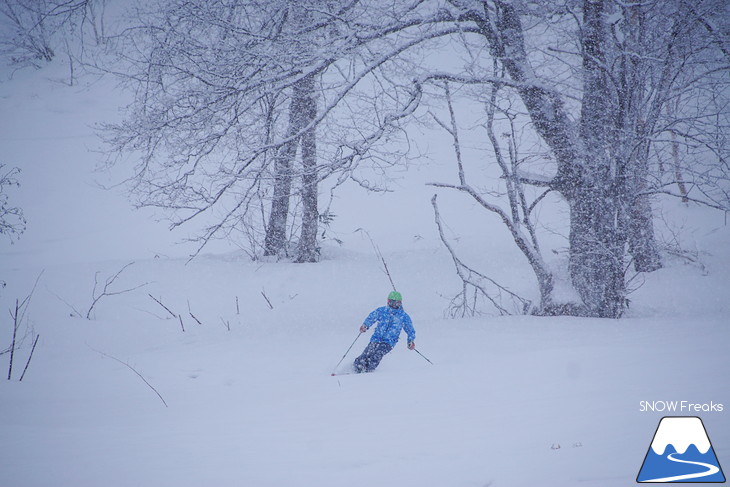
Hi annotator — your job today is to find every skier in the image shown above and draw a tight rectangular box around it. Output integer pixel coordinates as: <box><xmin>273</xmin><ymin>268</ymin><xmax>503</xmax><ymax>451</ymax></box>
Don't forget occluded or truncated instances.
<box><xmin>353</xmin><ymin>291</ymin><xmax>416</xmax><ymax>373</ymax></box>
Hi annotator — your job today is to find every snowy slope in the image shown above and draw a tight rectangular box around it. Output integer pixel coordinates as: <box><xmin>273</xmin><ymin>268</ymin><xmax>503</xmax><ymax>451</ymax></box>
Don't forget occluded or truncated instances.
<box><xmin>1</xmin><ymin>243</ymin><xmax>728</xmax><ymax>487</ymax></box>
<box><xmin>1</xmin><ymin>57</ymin><xmax>729</xmax><ymax>487</ymax></box>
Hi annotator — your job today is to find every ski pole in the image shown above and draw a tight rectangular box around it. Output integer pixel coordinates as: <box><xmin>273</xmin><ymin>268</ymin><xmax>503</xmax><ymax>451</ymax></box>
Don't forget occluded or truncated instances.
<box><xmin>413</xmin><ymin>348</ymin><xmax>434</xmax><ymax>365</ymax></box>
<box><xmin>331</xmin><ymin>331</ymin><xmax>362</xmax><ymax>375</ymax></box>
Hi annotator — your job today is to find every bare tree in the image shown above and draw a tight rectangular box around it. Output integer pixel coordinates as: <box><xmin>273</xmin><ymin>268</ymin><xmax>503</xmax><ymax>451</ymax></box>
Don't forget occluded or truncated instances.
<box><xmin>0</xmin><ymin>0</ymin><xmax>107</xmax><ymax>74</ymax></box>
<box><xmin>647</xmin><ymin>0</ymin><xmax>730</xmax><ymax>212</ymax></box>
<box><xmin>419</xmin><ymin>0</ymin><xmax>729</xmax><ymax>317</ymax></box>
<box><xmin>100</xmin><ymin>0</ymin><xmax>728</xmax><ymax>316</ymax></box>
<box><xmin>101</xmin><ymin>0</ymin><xmax>448</xmax><ymax>260</ymax></box>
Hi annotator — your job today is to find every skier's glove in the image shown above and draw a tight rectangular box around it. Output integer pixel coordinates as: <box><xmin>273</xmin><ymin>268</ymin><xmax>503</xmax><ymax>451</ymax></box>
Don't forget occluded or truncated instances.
<box><xmin>407</xmin><ymin>341</ymin><xmax>415</xmax><ymax>350</ymax></box>
<box><xmin>359</xmin><ymin>325</ymin><xmax>368</xmax><ymax>333</ymax></box>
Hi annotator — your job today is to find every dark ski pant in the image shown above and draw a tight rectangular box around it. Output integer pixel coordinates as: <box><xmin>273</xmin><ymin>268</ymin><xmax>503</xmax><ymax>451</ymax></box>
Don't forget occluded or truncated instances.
<box><xmin>353</xmin><ymin>341</ymin><xmax>393</xmax><ymax>373</ymax></box>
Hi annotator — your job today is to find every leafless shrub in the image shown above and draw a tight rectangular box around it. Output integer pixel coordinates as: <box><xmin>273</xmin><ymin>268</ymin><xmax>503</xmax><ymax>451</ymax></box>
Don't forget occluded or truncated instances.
<box><xmin>0</xmin><ymin>164</ymin><xmax>26</xmax><ymax>243</ymax></box>
<box><xmin>4</xmin><ymin>272</ymin><xmax>42</xmax><ymax>381</ymax></box>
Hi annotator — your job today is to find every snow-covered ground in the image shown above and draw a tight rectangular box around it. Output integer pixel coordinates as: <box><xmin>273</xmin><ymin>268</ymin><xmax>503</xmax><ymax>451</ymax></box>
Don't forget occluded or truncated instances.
<box><xmin>1</xmin><ymin>60</ymin><xmax>728</xmax><ymax>487</ymax></box>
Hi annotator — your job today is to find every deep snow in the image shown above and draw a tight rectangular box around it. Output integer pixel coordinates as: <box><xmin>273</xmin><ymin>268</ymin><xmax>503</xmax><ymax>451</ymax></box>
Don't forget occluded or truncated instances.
<box><xmin>1</xmin><ymin>55</ymin><xmax>729</xmax><ymax>487</ymax></box>
<box><xmin>1</xmin><ymin>245</ymin><xmax>728</xmax><ymax>487</ymax></box>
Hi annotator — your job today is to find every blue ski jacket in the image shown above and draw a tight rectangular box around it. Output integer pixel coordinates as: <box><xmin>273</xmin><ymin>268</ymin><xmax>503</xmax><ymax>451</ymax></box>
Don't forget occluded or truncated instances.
<box><xmin>363</xmin><ymin>306</ymin><xmax>415</xmax><ymax>347</ymax></box>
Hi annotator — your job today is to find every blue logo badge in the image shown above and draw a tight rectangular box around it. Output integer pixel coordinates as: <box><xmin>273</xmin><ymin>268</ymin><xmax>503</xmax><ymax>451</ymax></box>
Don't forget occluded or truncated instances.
<box><xmin>637</xmin><ymin>416</ymin><xmax>725</xmax><ymax>483</ymax></box>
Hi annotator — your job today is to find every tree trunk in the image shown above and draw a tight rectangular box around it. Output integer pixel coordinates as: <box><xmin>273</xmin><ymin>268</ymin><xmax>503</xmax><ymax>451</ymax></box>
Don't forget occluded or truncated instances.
<box><xmin>617</xmin><ymin>2</ymin><xmax>663</xmax><ymax>274</ymax></box>
<box><xmin>566</xmin><ymin>190</ymin><xmax>625</xmax><ymax>317</ymax></box>
<box><xmin>296</xmin><ymin>75</ymin><xmax>319</xmax><ymax>263</ymax></box>
<box><xmin>263</xmin><ymin>123</ymin><xmax>297</xmax><ymax>257</ymax></box>
<box><xmin>264</xmin><ymin>76</ymin><xmax>316</xmax><ymax>258</ymax></box>
<box><xmin>626</xmin><ymin>137</ymin><xmax>662</xmax><ymax>273</ymax></box>
<box><xmin>564</xmin><ymin>0</ymin><xmax>626</xmax><ymax>317</ymax></box>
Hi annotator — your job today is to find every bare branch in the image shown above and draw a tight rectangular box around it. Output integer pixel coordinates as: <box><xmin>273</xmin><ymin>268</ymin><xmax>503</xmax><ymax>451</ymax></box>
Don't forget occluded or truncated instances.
<box><xmin>90</xmin><ymin>347</ymin><xmax>168</xmax><ymax>407</ymax></box>
<box><xmin>431</xmin><ymin>194</ymin><xmax>529</xmax><ymax>316</ymax></box>
<box><xmin>86</xmin><ymin>262</ymin><xmax>146</xmax><ymax>319</ymax></box>
<box><xmin>7</xmin><ymin>300</ymin><xmax>19</xmax><ymax>380</ymax></box>
<box><xmin>260</xmin><ymin>289</ymin><xmax>274</xmax><ymax>310</ymax></box>
<box><xmin>48</xmin><ymin>288</ymin><xmax>83</xmax><ymax>318</ymax></box>
<box><xmin>355</xmin><ymin>228</ymin><xmax>397</xmax><ymax>291</ymax></box>
<box><xmin>147</xmin><ymin>294</ymin><xmax>177</xmax><ymax>318</ymax></box>
<box><xmin>187</xmin><ymin>300</ymin><xmax>203</xmax><ymax>325</ymax></box>
<box><xmin>18</xmin><ymin>334</ymin><xmax>40</xmax><ymax>382</ymax></box>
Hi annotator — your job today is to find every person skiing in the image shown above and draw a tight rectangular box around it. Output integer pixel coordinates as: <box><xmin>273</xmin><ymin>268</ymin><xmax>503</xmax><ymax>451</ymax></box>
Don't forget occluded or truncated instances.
<box><xmin>353</xmin><ymin>291</ymin><xmax>416</xmax><ymax>373</ymax></box>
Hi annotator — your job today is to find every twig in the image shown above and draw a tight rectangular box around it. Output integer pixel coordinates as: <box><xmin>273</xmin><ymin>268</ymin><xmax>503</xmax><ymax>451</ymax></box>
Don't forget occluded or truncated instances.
<box><xmin>19</xmin><ymin>334</ymin><xmax>40</xmax><ymax>381</ymax></box>
<box><xmin>379</xmin><ymin>253</ymin><xmax>397</xmax><ymax>292</ymax></box>
<box><xmin>187</xmin><ymin>300</ymin><xmax>203</xmax><ymax>325</ymax></box>
<box><xmin>131</xmin><ymin>307</ymin><xmax>167</xmax><ymax>320</ymax></box>
<box><xmin>86</xmin><ymin>262</ymin><xmax>147</xmax><ymax>319</ymax></box>
<box><xmin>236</xmin><ymin>296</ymin><xmax>240</xmax><ymax>315</ymax></box>
<box><xmin>47</xmin><ymin>288</ymin><xmax>84</xmax><ymax>317</ymax></box>
<box><xmin>91</xmin><ymin>347</ymin><xmax>168</xmax><ymax>408</ymax></box>
<box><xmin>355</xmin><ymin>228</ymin><xmax>397</xmax><ymax>291</ymax></box>
<box><xmin>178</xmin><ymin>315</ymin><xmax>185</xmax><ymax>332</ymax></box>
<box><xmin>220</xmin><ymin>318</ymin><xmax>231</xmax><ymax>331</ymax></box>
<box><xmin>148</xmin><ymin>294</ymin><xmax>177</xmax><ymax>318</ymax></box>
<box><xmin>261</xmin><ymin>289</ymin><xmax>274</xmax><ymax>309</ymax></box>
<box><xmin>6</xmin><ymin>273</ymin><xmax>44</xmax><ymax>379</ymax></box>
<box><xmin>18</xmin><ymin>271</ymin><xmax>44</xmax><ymax>324</ymax></box>
<box><xmin>7</xmin><ymin>299</ymin><xmax>19</xmax><ymax>380</ymax></box>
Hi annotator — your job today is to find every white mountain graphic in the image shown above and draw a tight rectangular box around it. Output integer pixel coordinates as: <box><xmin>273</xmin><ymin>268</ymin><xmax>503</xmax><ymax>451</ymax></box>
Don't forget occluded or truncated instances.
<box><xmin>651</xmin><ymin>417</ymin><xmax>711</xmax><ymax>455</ymax></box>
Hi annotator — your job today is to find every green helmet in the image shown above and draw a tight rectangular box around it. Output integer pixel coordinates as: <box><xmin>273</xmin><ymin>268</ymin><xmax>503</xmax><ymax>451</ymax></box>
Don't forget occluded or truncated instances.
<box><xmin>388</xmin><ymin>291</ymin><xmax>402</xmax><ymax>301</ymax></box>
